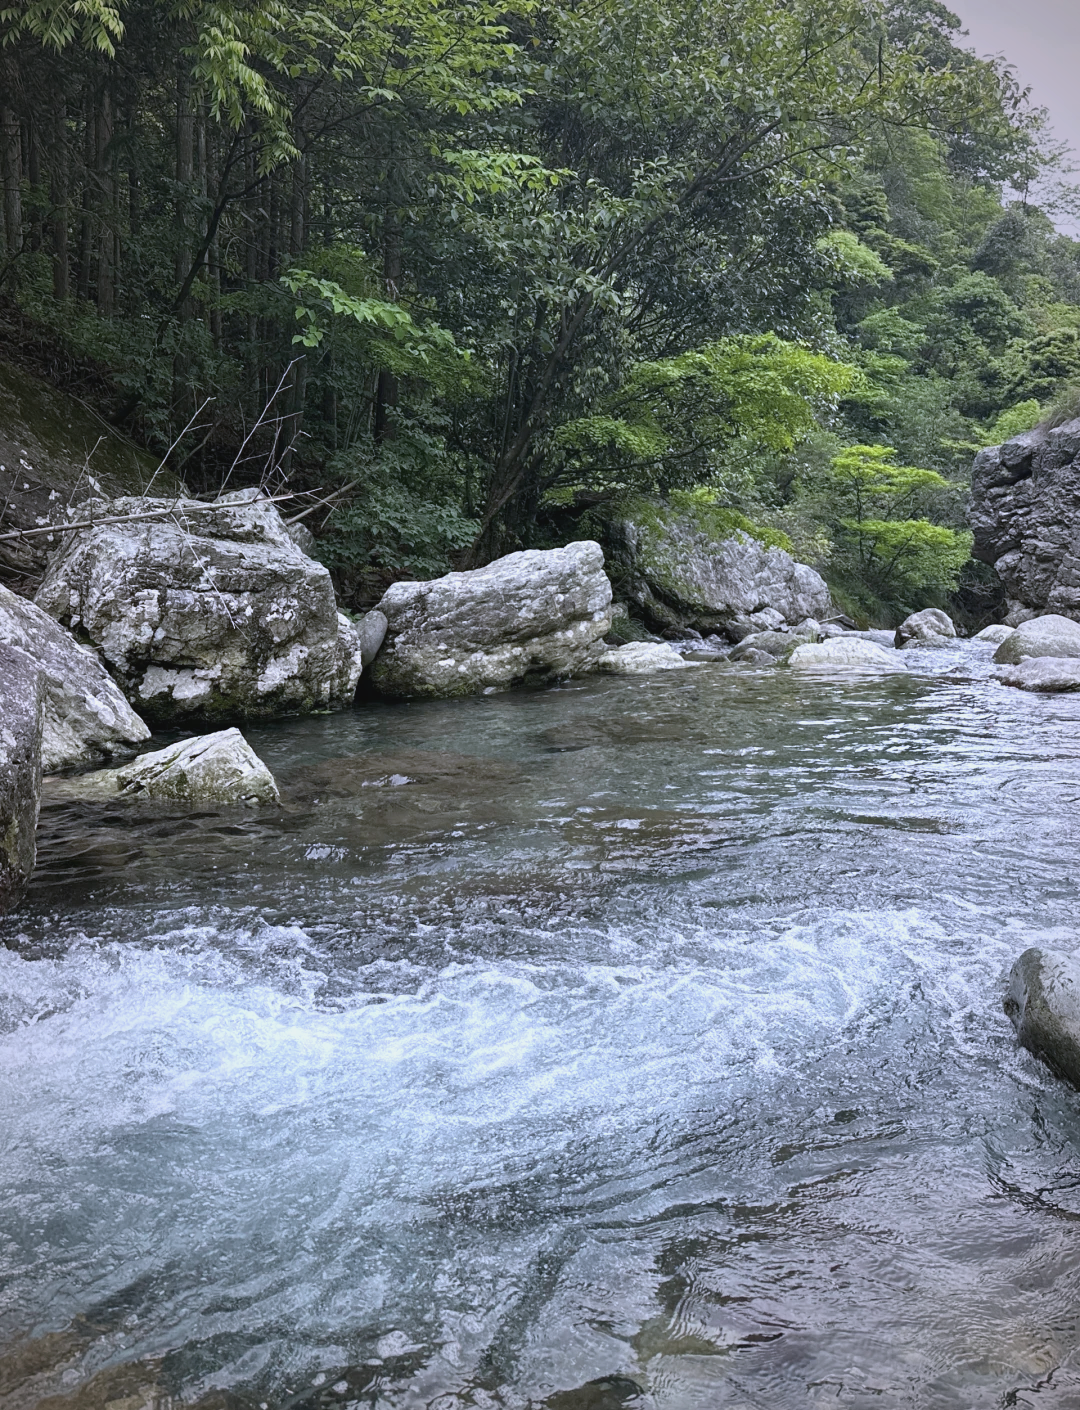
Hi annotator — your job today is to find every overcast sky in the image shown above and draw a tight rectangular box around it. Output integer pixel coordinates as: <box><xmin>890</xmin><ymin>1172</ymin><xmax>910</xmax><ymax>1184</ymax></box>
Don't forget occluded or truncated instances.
<box><xmin>955</xmin><ymin>1</ymin><xmax>1080</xmax><ymax>229</ymax></box>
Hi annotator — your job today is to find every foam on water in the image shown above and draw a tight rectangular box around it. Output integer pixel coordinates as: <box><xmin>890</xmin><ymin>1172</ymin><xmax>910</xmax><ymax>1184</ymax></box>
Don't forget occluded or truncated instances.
<box><xmin>6</xmin><ymin>651</ymin><xmax>1080</xmax><ymax>1407</ymax></box>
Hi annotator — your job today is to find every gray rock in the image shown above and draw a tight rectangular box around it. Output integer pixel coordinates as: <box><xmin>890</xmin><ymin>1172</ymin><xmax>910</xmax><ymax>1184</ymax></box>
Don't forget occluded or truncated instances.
<box><xmin>895</xmin><ymin>608</ymin><xmax>955</xmax><ymax>646</ymax></box>
<box><xmin>52</xmin><ymin>728</ymin><xmax>280</xmax><ymax>806</ymax></box>
<box><xmin>789</xmin><ymin>638</ymin><xmax>907</xmax><ymax>670</ymax></box>
<box><xmin>370</xmin><ymin>542</ymin><xmax>612</xmax><ymax>699</ymax></box>
<box><xmin>1005</xmin><ymin>947</ymin><xmax>1080</xmax><ymax>1089</ymax></box>
<box><xmin>970</xmin><ymin>418</ymin><xmax>1080</xmax><ymax>619</ymax></box>
<box><xmin>729</xmin><ymin>626</ymin><xmax>818</xmax><ymax>661</ymax></box>
<box><xmin>286</xmin><ymin>520</ymin><xmax>318</xmax><ymax>556</ymax></box>
<box><xmin>595</xmin><ymin>641</ymin><xmax>695</xmax><ymax>673</ymax></box>
<box><xmin>603</xmin><ymin>500</ymin><xmax>831</xmax><ymax>639</ymax></box>
<box><xmin>973</xmin><ymin>623</ymin><xmax>1015</xmax><ymax>643</ymax></box>
<box><xmin>898</xmin><ymin>633</ymin><xmax>955</xmax><ymax>651</ymax></box>
<box><xmin>732</xmin><ymin>647</ymin><xmax>776</xmax><ymax>666</ymax></box>
<box><xmin>0</xmin><ymin>643</ymin><xmax>43</xmax><ymax>913</ymax></box>
<box><xmin>993</xmin><ymin>613</ymin><xmax>1080</xmax><ymax>665</ymax></box>
<box><xmin>356</xmin><ymin>608</ymin><xmax>388</xmax><ymax>666</ymax></box>
<box><xmin>0</xmin><ymin>581</ymin><xmax>150</xmax><ymax>770</ymax></box>
<box><xmin>845</xmin><ymin>629</ymin><xmax>898</xmax><ymax>649</ymax></box>
<box><xmin>996</xmin><ymin>657</ymin><xmax>1080</xmax><ymax>692</ymax></box>
<box><xmin>34</xmin><ymin>489</ymin><xmax>363</xmax><ymax>724</ymax></box>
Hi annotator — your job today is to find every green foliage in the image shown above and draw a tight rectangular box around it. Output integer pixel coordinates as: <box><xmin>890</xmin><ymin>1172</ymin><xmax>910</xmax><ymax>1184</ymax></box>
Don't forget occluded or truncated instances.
<box><xmin>1</xmin><ymin>0</ymin><xmax>1074</xmax><ymax>621</ymax></box>
<box><xmin>555</xmin><ymin>336</ymin><xmax>859</xmax><ymax>496</ymax></box>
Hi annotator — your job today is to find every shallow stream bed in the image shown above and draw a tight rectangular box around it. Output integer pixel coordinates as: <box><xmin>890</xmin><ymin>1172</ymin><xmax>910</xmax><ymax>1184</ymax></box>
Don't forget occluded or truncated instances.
<box><xmin>4</xmin><ymin>642</ymin><xmax>1080</xmax><ymax>1409</ymax></box>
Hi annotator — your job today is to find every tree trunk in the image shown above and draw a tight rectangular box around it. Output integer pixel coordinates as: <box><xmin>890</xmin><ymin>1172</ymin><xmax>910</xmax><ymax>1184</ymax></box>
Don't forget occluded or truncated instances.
<box><xmin>50</xmin><ymin>95</ymin><xmax>69</xmax><ymax>300</ymax></box>
<box><xmin>373</xmin><ymin>211</ymin><xmax>401</xmax><ymax>444</ymax></box>
<box><xmin>1</xmin><ymin>106</ymin><xmax>23</xmax><ymax>257</ymax></box>
<box><xmin>95</xmin><ymin>85</ymin><xmax>114</xmax><ymax>314</ymax></box>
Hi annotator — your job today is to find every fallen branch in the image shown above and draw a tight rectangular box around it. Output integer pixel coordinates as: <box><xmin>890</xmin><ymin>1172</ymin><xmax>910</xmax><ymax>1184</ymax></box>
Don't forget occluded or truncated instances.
<box><xmin>0</xmin><ymin>490</ymin><xmax>310</xmax><ymax>545</ymax></box>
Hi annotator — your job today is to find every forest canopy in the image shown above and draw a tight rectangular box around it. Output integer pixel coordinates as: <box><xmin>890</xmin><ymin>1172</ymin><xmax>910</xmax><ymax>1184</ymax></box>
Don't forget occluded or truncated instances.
<box><xmin>1</xmin><ymin>0</ymin><xmax>1077</xmax><ymax>618</ymax></box>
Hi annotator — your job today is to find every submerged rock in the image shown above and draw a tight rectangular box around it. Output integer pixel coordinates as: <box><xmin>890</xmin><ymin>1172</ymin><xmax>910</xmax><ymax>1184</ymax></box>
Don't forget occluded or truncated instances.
<box><xmin>0</xmin><ymin>582</ymin><xmax>150</xmax><ymax>770</ymax></box>
<box><xmin>788</xmin><ymin>638</ymin><xmax>906</xmax><ymax>670</ymax></box>
<box><xmin>1005</xmin><ymin>947</ymin><xmax>1080</xmax><ymax>1090</ymax></box>
<box><xmin>973</xmin><ymin>623</ymin><xmax>1015</xmax><ymax>644</ymax></box>
<box><xmin>992</xmin><ymin>613</ymin><xmax>1080</xmax><ymax>665</ymax></box>
<box><xmin>0</xmin><ymin>643</ymin><xmax>43</xmax><ymax>913</ymax></box>
<box><xmin>997</xmin><ymin>657</ymin><xmax>1080</xmax><ymax>692</ymax></box>
<box><xmin>602</xmin><ymin>498</ymin><xmax>831</xmax><ymax>638</ymax></box>
<box><xmin>729</xmin><ymin>625</ymin><xmax>819</xmax><ymax>661</ymax></box>
<box><xmin>53</xmin><ymin>728</ymin><xmax>280</xmax><ymax>806</ymax></box>
<box><xmin>34</xmin><ymin>489</ymin><xmax>363</xmax><ymax>723</ymax></box>
<box><xmin>370</xmin><ymin>542</ymin><xmax>612</xmax><ymax>699</ymax></box>
<box><xmin>895</xmin><ymin>608</ymin><xmax>956</xmax><ymax>648</ymax></box>
<box><xmin>595</xmin><ymin>641</ymin><xmax>694</xmax><ymax>673</ymax></box>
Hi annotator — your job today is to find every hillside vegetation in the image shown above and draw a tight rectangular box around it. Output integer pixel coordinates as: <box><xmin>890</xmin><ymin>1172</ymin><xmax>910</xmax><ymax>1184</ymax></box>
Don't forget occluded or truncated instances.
<box><xmin>2</xmin><ymin>0</ymin><xmax>1079</xmax><ymax>621</ymax></box>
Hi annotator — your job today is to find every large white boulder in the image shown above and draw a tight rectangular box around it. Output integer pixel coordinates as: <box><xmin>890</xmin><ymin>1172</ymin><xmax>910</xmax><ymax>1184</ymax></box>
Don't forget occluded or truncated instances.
<box><xmin>895</xmin><ymin>608</ymin><xmax>955</xmax><ymax>648</ymax></box>
<box><xmin>993</xmin><ymin>613</ymin><xmax>1080</xmax><ymax>665</ymax></box>
<box><xmin>595</xmin><ymin>642</ymin><xmax>694</xmax><ymax>674</ymax></box>
<box><xmin>0</xmin><ymin>643</ymin><xmax>43</xmax><ymax>913</ymax></box>
<box><xmin>33</xmin><ymin>489</ymin><xmax>363</xmax><ymax>724</ymax></box>
<box><xmin>973</xmin><ymin>623</ymin><xmax>1014</xmax><ymax>644</ymax></box>
<box><xmin>997</xmin><ymin>658</ymin><xmax>1080</xmax><ymax>692</ymax></box>
<box><xmin>604</xmin><ymin>499</ymin><xmax>831</xmax><ymax>639</ymax></box>
<box><xmin>53</xmin><ymin>729</ymin><xmax>280</xmax><ymax>807</ymax></box>
<box><xmin>789</xmin><ymin>638</ymin><xmax>906</xmax><ymax>670</ymax></box>
<box><xmin>0</xmin><ymin>582</ymin><xmax>150</xmax><ymax>770</ymax></box>
<box><xmin>370</xmin><ymin>542</ymin><xmax>612</xmax><ymax>699</ymax></box>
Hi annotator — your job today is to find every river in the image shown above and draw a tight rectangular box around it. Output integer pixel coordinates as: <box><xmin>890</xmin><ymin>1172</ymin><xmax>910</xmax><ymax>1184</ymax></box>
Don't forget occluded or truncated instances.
<box><xmin>3</xmin><ymin>641</ymin><xmax>1080</xmax><ymax>1409</ymax></box>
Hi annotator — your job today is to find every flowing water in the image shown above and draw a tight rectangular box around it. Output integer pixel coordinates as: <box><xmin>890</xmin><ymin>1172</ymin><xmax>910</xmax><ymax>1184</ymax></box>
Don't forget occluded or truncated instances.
<box><xmin>4</xmin><ymin>642</ymin><xmax>1080</xmax><ymax>1410</ymax></box>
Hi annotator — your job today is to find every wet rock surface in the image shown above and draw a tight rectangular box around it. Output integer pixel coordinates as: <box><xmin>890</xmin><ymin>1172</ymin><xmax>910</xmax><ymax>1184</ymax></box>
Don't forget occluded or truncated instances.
<box><xmin>595</xmin><ymin>642</ymin><xmax>693</xmax><ymax>673</ymax></box>
<box><xmin>1005</xmin><ymin>947</ymin><xmax>1080</xmax><ymax>1090</ymax></box>
<box><xmin>34</xmin><ymin>489</ymin><xmax>363</xmax><ymax>724</ymax></box>
<box><xmin>996</xmin><ymin>657</ymin><xmax>1080</xmax><ymax>691</ymax></box>
<box><xmin>370</xmin><ymin>542</ymin><xmax>612</xmax><ymax>699</ymax></box>
<box><xmin>0</xmin><ymin>581</ymin><xmax>150</xmax><ymax>770</ymax></box>
<box><xmin>789</xmin><ymin>637</ymin><xmax>905</xmax><ymax>670</ymax></box>
<box><xmin>47</xmin><ymin>729</ymin><xmax>281</xmax><ymax>807</ymax></box>
<box><xmin>0</xmin><ymin>642</ymin><xmax>43</xmax><ymax>913</ymax></box>
<box><xmin>992</xmin><ymin>612</ymin><xmax>1080</xmax><ymax>664</ymax></box>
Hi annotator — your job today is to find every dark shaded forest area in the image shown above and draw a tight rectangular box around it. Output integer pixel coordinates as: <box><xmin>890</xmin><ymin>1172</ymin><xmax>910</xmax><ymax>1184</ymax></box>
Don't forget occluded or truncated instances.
<box><xmin>3</xmin><ymin>0</ymin><xmax>1080</xmax><ymax>619</ymax></box>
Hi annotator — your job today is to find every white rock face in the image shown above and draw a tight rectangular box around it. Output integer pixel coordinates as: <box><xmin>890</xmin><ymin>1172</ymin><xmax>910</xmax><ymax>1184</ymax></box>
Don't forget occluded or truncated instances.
<box><xmin>595</xmin><ymin>642</ymin><xmax>694</xmax><ymax>674</ymax></box>
<box><xmin>0</xmin><ymin>582</ymin><xmax>150</xmax><ymax>770</ymax></box>
<box><xmin>34</xmin><ymin>490</ymin><xmax>363</xmax><ymax>723</ymax></box>
<box><xmin>997</xmin><ymin>658</ymin><xmax>1080</xmax><ymax>692</ymax></box>
<box><xmin>370</xmin><ymin>542</ymin><xmax>612</xmax><ymax>699</ymax></box>
<box><xmin>608</xmin><ymin>505</ymin><xmax>832</xmax><ymax>639</ymax></box>
<box><xmin>895</xmin><ymin>608</ymin><xmax>955</xmax><ymax>647</ymax></box>
<box><xmin>993</xmin><ymin>613</ymin><xmax>1080</xmax><ymax>665</ymax></box>
<box><xmin>56</xmin><ymin>729</ymin><xmax>280</xmax><ymax>806</ymax></box>
<box><xmin>789</xmin><ymin>638</ymin><xmax>906</xmax><ymax>670</ymax></box>
<box><xmin>974</xmin><ymin>624</ymin><xmax>1015</xmax><ymax>644</ymax></box>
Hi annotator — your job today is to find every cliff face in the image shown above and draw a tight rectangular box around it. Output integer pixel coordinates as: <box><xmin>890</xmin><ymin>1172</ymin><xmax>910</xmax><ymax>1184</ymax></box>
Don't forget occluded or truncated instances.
<box><xmin>970</xmin><ymin>418</ymin><xmax>1080</xmax><ymax>623</ymax></box>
